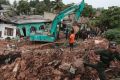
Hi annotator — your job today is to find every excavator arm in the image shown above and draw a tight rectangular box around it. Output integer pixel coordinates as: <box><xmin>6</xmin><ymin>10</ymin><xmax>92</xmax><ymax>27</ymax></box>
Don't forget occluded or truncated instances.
<box><xmin>30</xmin><ymin>0</ymin><xmax>85</xmax><ymax>42</ymax></box>
<box><xmin>75</xmin><ymin>0</ymin><xmax>85</xmax><ymax>21</ymax></box>
<box><xmin>50</xmin><ymin>0</ymin><xmax>85</xmax><ymax>36</ymax></box>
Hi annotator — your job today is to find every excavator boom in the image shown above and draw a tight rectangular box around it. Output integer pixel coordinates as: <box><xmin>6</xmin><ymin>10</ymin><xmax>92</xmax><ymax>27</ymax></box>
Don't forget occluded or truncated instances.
<box><xmin>50</xmin><ymin>0</ymin><xmax>85</xmax><ymax>36</ymax></box>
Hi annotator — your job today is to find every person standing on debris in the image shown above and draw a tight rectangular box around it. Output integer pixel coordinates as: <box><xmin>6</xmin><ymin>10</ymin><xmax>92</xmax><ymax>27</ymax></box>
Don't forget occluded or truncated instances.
<box><xmin>69</xmin><ymin>28</ymin><xmax>75</xmax><ymax>51</ymax></box>
<box><xmin>84</xmin><ymin>41</ymin><xmax>120</xmax><ymax>80</ymax></box>
<box><xmin>65</xmin><ymin>27</ymin><xmax>69</xmax><ymax>40</ymax></box>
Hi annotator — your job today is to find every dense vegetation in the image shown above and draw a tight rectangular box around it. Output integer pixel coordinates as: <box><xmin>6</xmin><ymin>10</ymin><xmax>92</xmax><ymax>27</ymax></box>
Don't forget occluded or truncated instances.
<box><xmin>104</xmin><ymin>28</ymin><xmax>120</xmax><ymax>43</ymax></box>
<box><xmin>101</xmin><ymin>7</ymin><xmax>120</xmax><ymax>43</ymax></box>
<box><xmin>0</xmin><ymin>0</ymin><xmax>95</xmax><ymax>16</ymax></box>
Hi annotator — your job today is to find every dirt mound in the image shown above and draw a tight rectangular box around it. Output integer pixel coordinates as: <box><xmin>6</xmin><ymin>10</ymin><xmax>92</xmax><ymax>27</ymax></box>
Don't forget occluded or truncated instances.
<box><xmin>0</xmin><ymin>37</ymin><xmax>120</xmax><ymax>80</ymax></box>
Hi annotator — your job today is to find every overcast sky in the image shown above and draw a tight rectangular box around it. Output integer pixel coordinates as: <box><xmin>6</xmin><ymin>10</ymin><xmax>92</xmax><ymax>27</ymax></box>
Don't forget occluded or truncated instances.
<box><xmin>9</xmin><ymin>0</ymin><xmax>120</xmax><ymax>9</ymax></box>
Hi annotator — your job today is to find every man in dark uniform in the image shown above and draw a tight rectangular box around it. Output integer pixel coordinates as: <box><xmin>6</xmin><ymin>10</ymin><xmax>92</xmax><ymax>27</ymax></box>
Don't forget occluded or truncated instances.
<box><xmin>84</xmin><ymin>41</ymin><xmax>120</xmax><ymax>80</ymax></box>
<box><xmin>65</xmin><ymin>27</ymin><xmax>69</xmax><ymax>40</ymax></box>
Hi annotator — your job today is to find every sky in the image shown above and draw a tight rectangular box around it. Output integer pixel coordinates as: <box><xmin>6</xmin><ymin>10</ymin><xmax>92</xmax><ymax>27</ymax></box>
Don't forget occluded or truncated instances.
<box><xmin>9</xmin><ymin>0</ymin><xmax>120</xmax><ymax>9</ymax></box>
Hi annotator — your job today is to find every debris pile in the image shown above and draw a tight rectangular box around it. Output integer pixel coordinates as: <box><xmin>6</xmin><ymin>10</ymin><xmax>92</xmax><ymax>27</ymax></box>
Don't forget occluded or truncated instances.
<box><xmin>0</xmin><ymin>37</ymin><xmax>120</xmax><ymax>80</ymax></box>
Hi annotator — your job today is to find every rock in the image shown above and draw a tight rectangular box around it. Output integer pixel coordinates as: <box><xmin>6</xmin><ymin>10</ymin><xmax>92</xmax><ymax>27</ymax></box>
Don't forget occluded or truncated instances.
<box><xmin>94</xmin><ymin>40</ymin><xmax>104</xmax><ymax>45</ymax></box>
<box><xmin>20</xmin><ymin>60</ymin><xmax>26</xmax><ymax>71</ymax></box>
<box><xmin>13</xmin><ymin>63</ymin><xmax>19</xmax><ymax>72</ymax></box>
<box><xmin>74</xmin><ymin>74</ymin><xmax>81</xmax><ymax>80</ymax></box>
<box><xmin>73</xmin><ymin>58</ymin><xmax>84</xmax><ymax>68</ymax></box>
<box><xmin>69</xmin><ymin>66</ymin><xmax>76</xmax><ymax>74</ymax></box>
<box><xmin>7</xmin><ymin>44</ymin><xmax>11</xmax><ymax>49</ymax></box>
<box><xmin>53</xmin><ymin>69</ymin><xmax>63</xmax><ymax>75</ymax></box>
<box><xmin>2</xmin><ymin>65</ymin><xmax>7</xmax><ymax>70</ymax></box>
<box><xmin>53</xmin><ymin>69</ymin><xmax>63</xmax><ymax>80</ymax></box>
<box><xmin>18</xmin><ymin>72</ymin><xmax>25</xmax><ymax>79</ymax></box>
<box><xmin>59</xmin><ymin>63</ymin><xmax>71</xmax><ymax>71</ymax></box>
<box><xmin>13</xmin><ymin>63</ymin><xmax>20</xmax><ymax>77</ymax></box>
<box><xmin>11</xmin><ymin>45</ymin><xmax>16</xmax><ymax>49</ymax></box>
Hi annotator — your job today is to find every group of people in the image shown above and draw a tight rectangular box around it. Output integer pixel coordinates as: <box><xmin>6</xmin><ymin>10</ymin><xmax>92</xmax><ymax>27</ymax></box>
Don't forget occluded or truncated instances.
<box><xmin>68</xmin><ymin>22</ymin><xmax>101</xmax><ymax>51</ymax></box>
<box><xmin>67</xmin><ymin>22</ymin><xmax>120</xmax><ymax>80</ymax></box>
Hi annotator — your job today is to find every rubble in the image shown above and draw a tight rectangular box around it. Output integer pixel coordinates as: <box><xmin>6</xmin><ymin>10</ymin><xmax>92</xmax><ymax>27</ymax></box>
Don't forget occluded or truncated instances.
<box><xmin>0</xmin><ymin>37</ymin><xmax>119</xmax><ymax>80</ymax></box>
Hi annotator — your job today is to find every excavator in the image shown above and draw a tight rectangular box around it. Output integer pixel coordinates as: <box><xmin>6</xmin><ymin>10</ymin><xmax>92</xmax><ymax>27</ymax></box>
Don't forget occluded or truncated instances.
<box><xmin>30</xmin><ymin>0</ymin><xmax>85</xmax><ymax>42</ymax></box>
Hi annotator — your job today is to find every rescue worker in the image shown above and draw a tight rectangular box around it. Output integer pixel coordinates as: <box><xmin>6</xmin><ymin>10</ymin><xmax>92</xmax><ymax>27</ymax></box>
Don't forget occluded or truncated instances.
<box><xmin>84</xmin><ymin>41</ymin><xmax>120</xmax><ymax>80</ymax></box>
<box><xmin>69</xmin><ymin>28</ymin><xmax>75</xmax><ymax>51</ymax></box>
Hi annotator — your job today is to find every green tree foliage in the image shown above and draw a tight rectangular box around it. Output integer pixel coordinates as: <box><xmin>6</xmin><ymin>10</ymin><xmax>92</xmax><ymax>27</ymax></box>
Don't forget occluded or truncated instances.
<box><xmin>55</xmin><ymin>0</ymin><xmax>62</xmax><ymax>2</ymax></box>
<box><xmin>99</xmin><ymin>6</ymin><xmax>120</xmax><ymax>29</ymax></box>
<box><xmin>0</xmin><ymin>0</ymin><xmax>10</xmax><ymax>5</ymax></box>
<box><xmin>44</xmin><ymin>0</ymin><xmax>50</xmax><ymax>6</ymax></box>
<box><xmin>6</xmin><ymin>0</ymin><xmax>18</xmax><ymax>16</ymax></box>
<box><xmin>17</xmin><ymin>0</ymin><xmax>30</xmax><ymax>15</ymax></box>
<box><xmin>44</xmin><ymin>0</ymin><xmax>51</xmax><ymax>11</ymax></box>
<box><xmin>82</xmin><ymin>3</ymin><xmax>95</xmax><ymax>17</ymax></box>
<box><xmin>101</xmin><ymin>7</ymin><xmax>120</xmax><ymax>43</ymax></box>
<box><xmin>104</xmin><ymin>28</ymin><xmax>120</xmax><ymax>43</ymax></box>
<box><xmin>30</xmin><ymin>0</ymin><xmax>39</xmax><ymax>8</ymax></box>
<box><xmin>35</xmin><ymin>1</ymin><xmax>46</xmax><ymax>15</ymax></box>
<box><xmin>30</xmin><ymin>0</ymin><xmax>34</xmax><ymax>7</ymax></box>
<box><xmin>51</xmin><ymin>0</ymin><xmax>65</xmax><ymax>13</ymax></box>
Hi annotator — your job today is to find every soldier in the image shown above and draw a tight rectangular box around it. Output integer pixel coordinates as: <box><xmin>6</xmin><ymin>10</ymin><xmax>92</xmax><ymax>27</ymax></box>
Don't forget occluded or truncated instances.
<box><xmin>65</xmin><ymin>27</ymin><xmax>69</xmax><ymax>40</ymax></box>
<box><xmin>84</xmin><ymin>41</ymin><xmax>120</xmax><ymax>80</ymax></box>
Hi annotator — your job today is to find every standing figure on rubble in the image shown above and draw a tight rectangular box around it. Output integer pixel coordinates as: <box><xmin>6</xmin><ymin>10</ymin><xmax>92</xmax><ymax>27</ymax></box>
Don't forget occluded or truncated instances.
<box><xmin>84</xmin><ymin>41</ymin><xmax>120</xmax><ymax>80</ymax></box>
<box><xmin>65</xmin><ymin>27</ymin><xmax>69</xmax><ymax>40</ymax></box>
<box><xmin>69</xmin><ymin>28</ymin><xmax>75</xmax><ymax>51</ymax></box>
